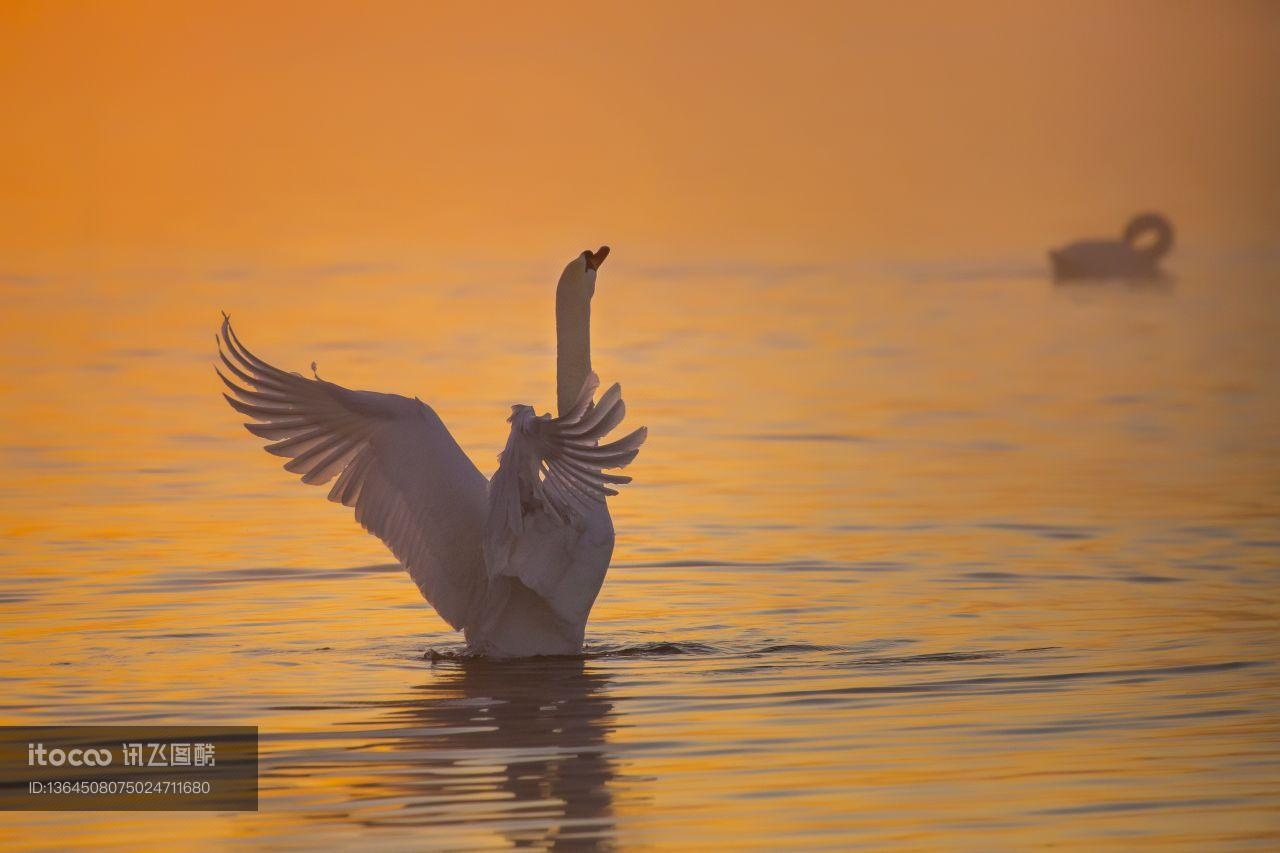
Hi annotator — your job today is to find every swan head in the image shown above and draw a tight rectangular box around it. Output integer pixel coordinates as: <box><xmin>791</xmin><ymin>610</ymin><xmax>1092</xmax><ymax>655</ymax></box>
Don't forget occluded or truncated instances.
<box><xmin>557</xmin><ymin>246</ymin><xmax>609</xmax><ymax>303</ymax></box>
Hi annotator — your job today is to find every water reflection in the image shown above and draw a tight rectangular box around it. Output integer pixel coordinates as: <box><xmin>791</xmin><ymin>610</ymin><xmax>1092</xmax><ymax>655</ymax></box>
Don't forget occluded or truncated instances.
<box><xmin>1052</xmin><ymin>275</ymin><xmax>1175</xmax><ymax>292</ymax></box>
<box><xmin>361</xmin><ymin>657</ymin><xmax>619</xmax><ymax>848</ymax></box>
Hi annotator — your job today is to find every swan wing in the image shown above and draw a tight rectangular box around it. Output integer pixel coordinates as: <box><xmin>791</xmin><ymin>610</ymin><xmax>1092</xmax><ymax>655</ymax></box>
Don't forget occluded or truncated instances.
<box><xmin>485</xmin><ymin>373</ymin><xmax>646</xmax><ymax>574</ymax></box>
<box><xmin>216</xmin><ymin>316</ymin><xmax>489</xmax><ymax>630</ymax></box>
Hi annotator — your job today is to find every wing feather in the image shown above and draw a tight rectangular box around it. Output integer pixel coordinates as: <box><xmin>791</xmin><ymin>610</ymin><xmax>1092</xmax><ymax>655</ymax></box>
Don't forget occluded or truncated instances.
<box><xmin>216</xmin><ymin>316</ymin><xmax>489</xmax><ymax>630</ymax></box>
<box><xmin>485</xmin><ymin>372</ymin><xmax>647</xmax><ymax>575</ymax></box>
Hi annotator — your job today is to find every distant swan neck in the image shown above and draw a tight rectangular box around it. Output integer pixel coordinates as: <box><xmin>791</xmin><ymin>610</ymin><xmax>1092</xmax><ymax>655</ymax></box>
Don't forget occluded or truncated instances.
<box><xmin>556</xmin><ymin>295</ymin><xmax>591</xmax><ymax>416</ymax></box>
<box><xmin>1124</xmin><ymin>213</ymin><xmax>1174</xmax><ymax>261</ymax></box>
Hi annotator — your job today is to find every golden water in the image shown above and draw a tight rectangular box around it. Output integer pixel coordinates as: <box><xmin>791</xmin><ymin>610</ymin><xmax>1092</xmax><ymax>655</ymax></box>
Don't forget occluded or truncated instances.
<box><xmin>1</xmin><ymin>258</ymin><xmax>1277</xmax><ymax>849</ymax></box>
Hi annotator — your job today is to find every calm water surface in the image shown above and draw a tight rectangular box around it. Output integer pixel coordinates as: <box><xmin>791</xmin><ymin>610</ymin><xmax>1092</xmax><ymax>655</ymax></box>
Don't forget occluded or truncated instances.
<box><xmin>1</xmin><ymin>257</ymin><xmax>1277</xmax><ymax>849</ymax></box>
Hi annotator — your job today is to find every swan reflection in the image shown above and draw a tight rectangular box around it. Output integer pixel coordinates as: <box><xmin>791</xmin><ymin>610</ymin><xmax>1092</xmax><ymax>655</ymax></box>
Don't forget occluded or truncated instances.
<box><xmin>358</xmin><ymin>657</ymin><xmax>620</xmax><ymax>848</ymax></box>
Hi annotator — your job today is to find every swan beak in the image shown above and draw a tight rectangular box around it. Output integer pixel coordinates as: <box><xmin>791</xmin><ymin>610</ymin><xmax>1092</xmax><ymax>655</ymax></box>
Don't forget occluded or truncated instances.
<box><xmin>585</xmin><ymin>246</ymin><xmax>610</xmax><ymax>271</ymax></box>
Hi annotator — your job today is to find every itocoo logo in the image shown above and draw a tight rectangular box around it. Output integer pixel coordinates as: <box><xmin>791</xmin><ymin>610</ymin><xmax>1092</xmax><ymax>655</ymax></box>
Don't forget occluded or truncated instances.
<box><xmin>27</xmin><ymin>743</ymin><xmax>113</xmax><ymax>767</ymax></box>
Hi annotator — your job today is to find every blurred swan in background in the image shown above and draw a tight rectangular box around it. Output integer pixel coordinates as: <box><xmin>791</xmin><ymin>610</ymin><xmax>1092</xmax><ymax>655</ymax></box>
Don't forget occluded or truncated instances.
<box><xmin>216</xmin><ymin>247</ymin><xmax>647</xmax><ymax>658</ymax></box>
<box><xmin>1049</xmin><ymin>212</ymin><xmax>1174</xmax><ymax>280</ymax></box>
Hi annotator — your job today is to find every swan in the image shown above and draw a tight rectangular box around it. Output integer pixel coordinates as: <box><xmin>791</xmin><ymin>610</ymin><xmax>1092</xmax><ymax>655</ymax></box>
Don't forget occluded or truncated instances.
<box><xmin>215</xmin><ymin>247</ymin><xmax>647</xmax><ymax>658</ymax></box>
<box><xmin>1049</xmin><ymin>212</ymin><xmax>1174</xmax><ymax>280</ymax></box>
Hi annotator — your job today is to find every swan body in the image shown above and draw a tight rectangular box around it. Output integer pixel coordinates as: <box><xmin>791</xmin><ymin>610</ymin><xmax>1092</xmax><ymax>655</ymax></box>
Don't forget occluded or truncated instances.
<box><xmin>1049</xmin><ymin>212</ymin><xmax>1174</xmax><ymax>280</ymax></box>
<box><xmin>216</xmin><ymin>248</ymin><xmax>646</xmax><ymax>658</ymax></box>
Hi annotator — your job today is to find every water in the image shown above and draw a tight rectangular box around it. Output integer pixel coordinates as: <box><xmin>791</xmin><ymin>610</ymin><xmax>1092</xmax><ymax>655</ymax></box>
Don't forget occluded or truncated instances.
<box><xmin>1</xmin><ymin>257</ymin><xmax>1278</xmax><ymax>849</ymax></box>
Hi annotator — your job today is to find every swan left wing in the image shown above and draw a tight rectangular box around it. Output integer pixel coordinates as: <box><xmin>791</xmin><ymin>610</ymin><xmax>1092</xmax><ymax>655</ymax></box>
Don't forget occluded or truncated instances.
<box><xmin>215</xmin><ymin>316</ymin><xmax>489</xmax><ymax>630</ymax></box>
<box><xmin>485</xmin><ymin>373</ymin><xmax>647</xmax><ymax>573</ymax></box>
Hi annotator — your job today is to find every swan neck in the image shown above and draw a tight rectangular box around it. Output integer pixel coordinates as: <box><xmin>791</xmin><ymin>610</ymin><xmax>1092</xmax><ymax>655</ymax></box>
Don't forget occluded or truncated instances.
<box><xmin>556</xmin><ymin>296</ymin><xmax>591</xmax><ymax>416</ymax></box>
<box><xmin>1125</xmin><ymin>215</ymin><xmax>1174</xmax><ymax>260</ymax></box>
<box><xmin>1141</xmin><ymin>227</ymin><xmax>1173</xmax><ymax>260</ymax></box>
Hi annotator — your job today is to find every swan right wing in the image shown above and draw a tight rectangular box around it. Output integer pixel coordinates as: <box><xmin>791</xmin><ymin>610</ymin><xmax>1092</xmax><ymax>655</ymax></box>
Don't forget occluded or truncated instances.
<box><xmin>216</xmin><ymin>316</ymin><xmax>489</xmax><ymax>630</ymax></box>
<box><xmin>485</xmin><ymin>373</ymin><xmax>647</xmax><ymax>578</ymax></box>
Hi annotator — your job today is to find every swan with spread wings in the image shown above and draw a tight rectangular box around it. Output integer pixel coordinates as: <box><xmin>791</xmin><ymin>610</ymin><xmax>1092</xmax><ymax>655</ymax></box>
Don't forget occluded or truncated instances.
<box><xmin>216</xmin><ymin>247</ymin><xmax>646</xmax><ymax>657</ymax></box>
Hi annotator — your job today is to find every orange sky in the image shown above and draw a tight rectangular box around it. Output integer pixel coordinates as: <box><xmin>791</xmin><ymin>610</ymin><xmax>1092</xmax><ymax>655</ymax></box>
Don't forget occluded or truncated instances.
<box><xmin>2</xmin><ymin>1</ymin><xmax>1278</xmax><ymax>273</ymax></box>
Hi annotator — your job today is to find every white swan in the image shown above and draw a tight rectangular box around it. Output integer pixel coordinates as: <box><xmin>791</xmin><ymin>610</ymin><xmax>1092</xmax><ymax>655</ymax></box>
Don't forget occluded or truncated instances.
<box><xmin>1049</xmin><ymin>212</ymin><xmax>1174</xmax><ymax>280</ymax></box>
<box><xmin>216</xmin><ymin>247</ymin><xmax>647</xmax><ymax>658</ymax></box>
